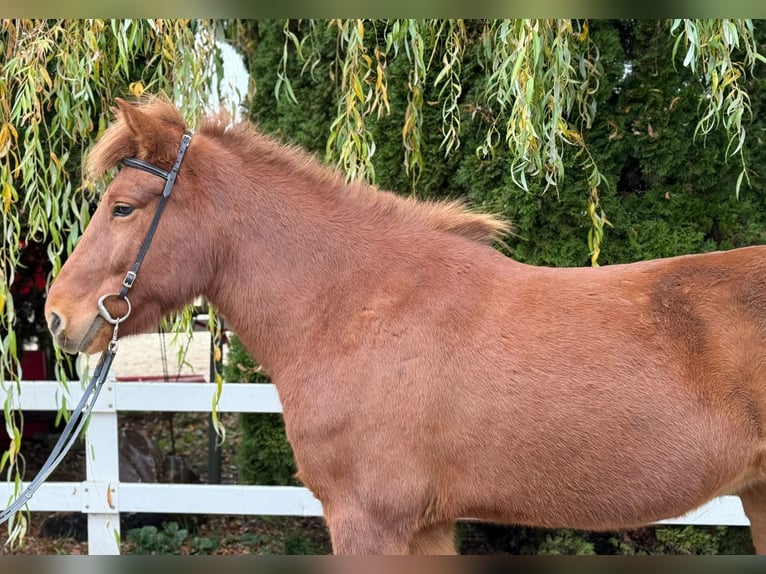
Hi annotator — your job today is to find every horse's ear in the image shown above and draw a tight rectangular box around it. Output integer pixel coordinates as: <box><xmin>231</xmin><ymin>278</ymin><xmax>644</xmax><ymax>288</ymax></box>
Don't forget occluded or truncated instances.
<box><xmin>113</xmin><ymin>98</ymin><xmax>167</xmax><ymax>159</ymax></box>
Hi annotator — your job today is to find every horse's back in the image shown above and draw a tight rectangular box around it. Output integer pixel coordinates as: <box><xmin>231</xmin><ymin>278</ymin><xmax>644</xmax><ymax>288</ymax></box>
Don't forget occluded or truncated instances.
<box><xmin>445</xmin><ymin>244</ymin><xmax>766</xmax><ymax>527</ymax></box>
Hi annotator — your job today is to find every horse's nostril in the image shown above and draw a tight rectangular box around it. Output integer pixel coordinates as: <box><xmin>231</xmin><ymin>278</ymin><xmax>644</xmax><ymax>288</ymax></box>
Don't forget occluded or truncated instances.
<box><xmin>49</xmin><ymin>312</ymin><xmax>63</xmax><ymax>336</ymax></box>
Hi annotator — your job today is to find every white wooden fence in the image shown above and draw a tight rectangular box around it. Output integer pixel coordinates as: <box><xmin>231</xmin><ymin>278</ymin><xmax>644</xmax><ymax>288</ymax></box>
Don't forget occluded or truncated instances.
<box><xmin>0</xmin><ymin>375</ymin><xmax>752</xmax><ymax>555</ymax></box>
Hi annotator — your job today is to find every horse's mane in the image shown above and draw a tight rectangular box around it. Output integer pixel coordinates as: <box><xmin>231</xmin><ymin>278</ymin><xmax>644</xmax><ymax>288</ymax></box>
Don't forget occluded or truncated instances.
<box><xmin>86</xmin><ymin>96</ymin><xmax>511</xmax><ymax>246</ymax></box>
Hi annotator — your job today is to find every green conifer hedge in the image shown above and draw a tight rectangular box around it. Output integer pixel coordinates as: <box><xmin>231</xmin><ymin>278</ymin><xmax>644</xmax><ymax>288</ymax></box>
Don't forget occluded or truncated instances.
<box><xmin>227</xmin><ymin>19</ymin><xmax>765</xmax><ymax>554</ymax></box>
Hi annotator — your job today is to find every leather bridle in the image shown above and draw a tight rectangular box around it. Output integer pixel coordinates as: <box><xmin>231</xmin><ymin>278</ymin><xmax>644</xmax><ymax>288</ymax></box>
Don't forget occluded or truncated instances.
<box><xmin>98</xmin><ymin>131</ymin><xmax>193</xmax><ymax>327</ymax></box>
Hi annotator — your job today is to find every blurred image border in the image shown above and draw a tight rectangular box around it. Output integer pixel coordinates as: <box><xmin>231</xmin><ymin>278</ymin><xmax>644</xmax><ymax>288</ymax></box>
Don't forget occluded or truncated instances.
<box><xmin>5</xmin><ymin>2</ymin><xmax>766</xmax><ymax>19</ymax></box>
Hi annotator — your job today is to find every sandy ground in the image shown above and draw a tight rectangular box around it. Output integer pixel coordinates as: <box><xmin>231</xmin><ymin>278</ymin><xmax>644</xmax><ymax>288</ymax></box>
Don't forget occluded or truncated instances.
<box><xmin>103</xmin><ymin>331</ymin><xmax>218</xmax><ymax>381</ymax></box>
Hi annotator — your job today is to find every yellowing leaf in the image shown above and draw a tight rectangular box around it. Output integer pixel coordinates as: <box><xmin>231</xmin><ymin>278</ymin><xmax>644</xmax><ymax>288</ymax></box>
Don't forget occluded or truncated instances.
<box><xmin>579</xmin><ymin>21</ymin><xmax>589</xmax><ymax>42</ymax></box>
<box><xmin>0</xmin><ymin>123</ymin><xmax>12</xmax><ymax>158</ymax></box>
<box><xmin>129</xmin><ymin>81</ymin><xmax>144</xmax><ymax>97</ymax></box>
<box><xmin>39</xmin><ymin>65</ymin><xmax>53</xmax><ymax>89</ymax></box>
<box><xmin>106</xmin><ymin>484</ymin><xmax>115</xmax><ymax>508</ymax></box>
<box><xmin>2</xmin><ymin>182</ymin><xmax>13</xmax><ymax>214</ymax></box>
<box><xmin>352</xmin><ymin>75</ymin><xmax>365</xmax><ymax>102</ymax></box>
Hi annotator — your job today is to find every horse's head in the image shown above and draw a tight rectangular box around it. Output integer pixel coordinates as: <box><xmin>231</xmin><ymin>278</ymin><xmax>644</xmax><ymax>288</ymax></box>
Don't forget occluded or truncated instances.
<box><xmin>45</xmin><ymin>98</ymin><xmax>214</xmax><ymax>355</ymax></box>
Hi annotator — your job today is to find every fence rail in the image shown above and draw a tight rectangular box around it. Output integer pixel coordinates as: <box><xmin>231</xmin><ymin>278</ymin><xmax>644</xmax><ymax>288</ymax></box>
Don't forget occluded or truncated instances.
<box><xmin>0</xmin><ymin>377</ymin><xmax>751</xmax><ymax>555</ymax></box>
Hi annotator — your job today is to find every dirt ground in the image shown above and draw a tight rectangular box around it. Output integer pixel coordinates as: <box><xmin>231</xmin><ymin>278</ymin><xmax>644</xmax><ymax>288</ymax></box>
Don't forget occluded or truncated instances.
<box><xmin>109</xmin><ymin>331</ymin><xmax>215</xmax><ymax>381</ymax></box>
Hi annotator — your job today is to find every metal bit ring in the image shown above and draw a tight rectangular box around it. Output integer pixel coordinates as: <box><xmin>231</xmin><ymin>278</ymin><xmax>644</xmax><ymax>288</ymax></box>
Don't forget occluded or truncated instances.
<box><xmin>97</xmin><ymin>293</ymin><xmax>132</xmax><ymax>325</ymax></box>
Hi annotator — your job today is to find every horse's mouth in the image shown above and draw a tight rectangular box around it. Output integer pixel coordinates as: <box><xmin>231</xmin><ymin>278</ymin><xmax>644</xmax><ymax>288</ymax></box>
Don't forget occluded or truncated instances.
<box><xmin>55</xmin><ymin>315</ymin><xmax>108</xmax><ymax>355</ymax></box>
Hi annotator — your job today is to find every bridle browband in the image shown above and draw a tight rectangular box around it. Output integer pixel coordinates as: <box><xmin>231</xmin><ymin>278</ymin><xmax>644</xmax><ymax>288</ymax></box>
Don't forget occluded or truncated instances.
<box><xmin>0</xmin><ymin>132</ymin><xmax>192</xmax><ymax>526</ymax></box>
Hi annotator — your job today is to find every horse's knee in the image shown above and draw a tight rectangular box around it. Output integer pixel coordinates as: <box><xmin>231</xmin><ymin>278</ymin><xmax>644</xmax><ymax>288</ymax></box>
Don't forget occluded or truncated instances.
<box><xmin>739</xmin><ymin>483</ymin><xmax>766</xmax><ymax>554</ymax></box>
<box><xmin>408</xmin><ymin>521</ymin><xmax>457</xmax><ymax>554</ymax></box>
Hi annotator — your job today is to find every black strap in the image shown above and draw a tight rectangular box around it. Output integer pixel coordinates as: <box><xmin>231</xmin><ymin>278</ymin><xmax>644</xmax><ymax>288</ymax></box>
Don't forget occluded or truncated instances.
<box><xmin>118</xmin><ymin>132</ymin><xmax>192</xmax><ymax>299</ymax></box>
<box><xmin>121</xmin><ymin>158</ymin><xmax>169</xmax><ymax>180</ymax></box>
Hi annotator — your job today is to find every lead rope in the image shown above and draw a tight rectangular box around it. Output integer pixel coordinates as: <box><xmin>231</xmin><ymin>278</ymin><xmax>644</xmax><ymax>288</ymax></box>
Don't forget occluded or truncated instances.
<box><xmin>0</xmin><ymin>315</ymin><xmax>125</xmax><ymax>525</ymax></box>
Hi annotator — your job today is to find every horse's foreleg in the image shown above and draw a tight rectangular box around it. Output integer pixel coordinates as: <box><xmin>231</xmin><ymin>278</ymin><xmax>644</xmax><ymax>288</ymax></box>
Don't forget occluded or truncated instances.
<box><xmin>324</xmin><ymin>505</ymin><xmax>412</xmax><ymax>555</ymax></box>
<box><xmin>408</xmin><ymin>520</ymin><xmax>457</xmax><ymax>554</ymax></box>
<box><xmin>740</xmin><ymin>482</ymin><xmax>766</xmax><ymax>554</ymax></box>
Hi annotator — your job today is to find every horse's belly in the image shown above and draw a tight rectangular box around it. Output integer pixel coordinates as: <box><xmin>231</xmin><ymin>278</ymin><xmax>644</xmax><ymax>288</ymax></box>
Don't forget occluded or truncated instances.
<box><xmin>450</xmin><ymin>406</ymin><xmax>754</xmax><ymax>530</ymax></box>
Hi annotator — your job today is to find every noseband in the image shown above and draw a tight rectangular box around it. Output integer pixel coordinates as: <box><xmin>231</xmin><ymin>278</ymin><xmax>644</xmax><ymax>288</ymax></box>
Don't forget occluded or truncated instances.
<box><xmin>0</xmin><ymin>133</ymin><xmax>192</xmax><ymax>526</ymax></box>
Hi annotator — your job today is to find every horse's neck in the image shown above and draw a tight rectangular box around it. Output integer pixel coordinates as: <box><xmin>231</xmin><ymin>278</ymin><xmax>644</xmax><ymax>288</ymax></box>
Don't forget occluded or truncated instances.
<box><xmin>203</xmin><ymin>175</ymin><xmax>378</xmax><ymax>377</ymax></box>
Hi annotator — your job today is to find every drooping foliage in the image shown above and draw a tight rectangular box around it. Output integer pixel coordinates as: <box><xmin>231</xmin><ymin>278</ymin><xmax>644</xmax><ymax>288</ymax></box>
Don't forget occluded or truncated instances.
<box><xmin>230</xmin><ymin>19</ymin><xmax>766</xmax><ymax>269</ymax></box>
<box><xmin>0</xmin><ymin>18</ymin><xmax>218</xmax><ymax>546</ymax></box>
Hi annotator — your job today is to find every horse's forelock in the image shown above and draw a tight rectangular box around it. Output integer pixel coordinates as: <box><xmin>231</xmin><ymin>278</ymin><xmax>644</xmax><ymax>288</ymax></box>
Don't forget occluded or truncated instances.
<box><xmin>84</xmin><ymin>122</ymin><xmax>135</xmax><ymax>182</ymax></box>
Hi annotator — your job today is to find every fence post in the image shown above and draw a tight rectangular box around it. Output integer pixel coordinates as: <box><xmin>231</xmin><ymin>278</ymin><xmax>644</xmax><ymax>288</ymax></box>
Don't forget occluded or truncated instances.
<box><xmin>84</xmin><ymin>369</ymin><xmax>121</xmax><ymax>555</ymax></box>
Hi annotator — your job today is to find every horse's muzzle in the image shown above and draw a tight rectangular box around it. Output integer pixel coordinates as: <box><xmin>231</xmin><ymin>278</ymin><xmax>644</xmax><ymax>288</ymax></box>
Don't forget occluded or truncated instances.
<box><xmin>46</xmin><ymin>309</ymin><xmax>106</xmax><ymax>355</ymax></box>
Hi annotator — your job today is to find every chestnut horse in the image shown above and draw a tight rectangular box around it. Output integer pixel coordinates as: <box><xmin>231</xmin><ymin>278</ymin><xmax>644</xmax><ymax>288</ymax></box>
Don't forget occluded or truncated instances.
<box><xmin>46</xmin><ymin>97</ymin><xmax>766</xmax><ymax>554</ymax></box>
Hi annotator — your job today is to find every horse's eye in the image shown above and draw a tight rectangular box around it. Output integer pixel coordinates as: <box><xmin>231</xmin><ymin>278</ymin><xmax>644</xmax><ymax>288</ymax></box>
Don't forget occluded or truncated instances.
<box><xmin>112</xmin><ymin>204</ymin><xmax>135</xmax><ymax>218</ymax></box>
